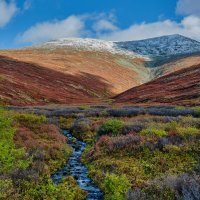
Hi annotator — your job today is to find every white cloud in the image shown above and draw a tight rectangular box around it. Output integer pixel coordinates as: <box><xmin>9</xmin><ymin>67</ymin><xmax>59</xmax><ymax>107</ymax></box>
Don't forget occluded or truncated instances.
<box><xmin>17</xmin><ymin>13</ymin><xmax>118</xmax><ymax>44</ymax></box>
<box><xmin>17</xmin><ymin>12</ymin><xmax>200</xmax><ymax>44</ymax></box>
<box><xmin>93</xmin><ymin>19</ymin><xmax>118</xmax><ymax>33</ymax></box>
<box><xmin>17</xmin><ymin>15</ymin><xmax>87</xmax><ymax>44</ymax></box>
<box><xmin>99</xmin><ymin>15</ymin><xmax>200</xmax><ymax>42</ymax></box>
<box><xmin>176</xmin><ymin>0</ymin><xmax>200</xmax><ymax>16</ymax></box>
<box><xmin>0</xmin><ymin>0</ymin><xmax>18</xmax><ymax>27</ymax></box>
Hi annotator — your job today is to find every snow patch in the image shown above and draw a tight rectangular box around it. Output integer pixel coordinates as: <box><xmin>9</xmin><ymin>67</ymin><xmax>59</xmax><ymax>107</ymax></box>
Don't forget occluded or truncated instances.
<box><xmin>37</xmin><ymin>35</ymin><xmax>200</xmax><ymax>59</ymax></box>
<box><xmin>38</xmin><ymin>38</ymin><xmax>149</xmax><ymax>60</ymax></box>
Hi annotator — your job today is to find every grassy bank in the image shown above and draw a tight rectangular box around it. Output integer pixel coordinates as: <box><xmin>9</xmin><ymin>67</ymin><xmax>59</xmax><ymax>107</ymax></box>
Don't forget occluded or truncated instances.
<box><xmin>0</xmin><ymin>107</ymin><xmax>87</xmax><ymax>199</ymax></box>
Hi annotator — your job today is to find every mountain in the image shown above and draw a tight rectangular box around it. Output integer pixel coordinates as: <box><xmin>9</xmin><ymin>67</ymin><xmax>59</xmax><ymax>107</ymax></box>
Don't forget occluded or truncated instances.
<box><xmin>116</xmin><ymin>34</ymin><xmax>200</xmax><ymax>58</ymax></box>
<box><xmin>0</xmin><ymin>34</ymin><xmax>200</xmax><ymax>106</ymax></box>
<box><xmin>114</xmin><ymin>64</ymin><xmax>200</xmax><ymax>106</ymax></box>
<box><xmin>0</xmin><ymin>39</ymin><xmax>151</xmax><ymax>101</ymax></box>
<box><xmin>39</xmin><ymin>38</ymin><xmax>148</xmax><ymax>59</ymax></box>
<box><xmin>41</xmin><ymin>35</ymin><xmax>200</xmax><ymax>59</ymax></box>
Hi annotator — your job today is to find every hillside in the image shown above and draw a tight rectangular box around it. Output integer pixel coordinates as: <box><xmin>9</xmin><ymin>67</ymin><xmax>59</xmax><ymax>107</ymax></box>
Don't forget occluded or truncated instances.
<box><xmin>114</xmin><ymin>64</ymin><xmax>200</xmax><ymax>106</ymax></box>
<box><xmin>0</xmin><ymin>47</ymin><xmax>150</xmax><ymax>96</ymax></box>
<box><xmin>153</xmin><ymin>54</ymin><xmax>200</xmax><ymax>78</ymax></box>
<box><xmin>0</xmin><ymin>56</ymin><xmax>113</xmax><ymax>105</ymax></box>
<box><xmin>0</xmin><ymin>35</ymin><xmax>200</xmax><ymax>106</ymax></box>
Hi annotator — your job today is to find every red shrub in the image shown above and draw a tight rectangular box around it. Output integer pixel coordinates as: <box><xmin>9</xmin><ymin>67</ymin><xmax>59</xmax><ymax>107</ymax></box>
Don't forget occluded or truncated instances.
<box><xmin>95</xmin><ymin>133</ymin><xmax>141</xmax><ymax>154</ymax></box>
<box><xmin>168</xmin><ymin>130</ymin><xmax>177</xmax><ymax>137</ymax></box>
<box><xmin>95</xmin><ymin>135</ymin><xmax>113</xmax><ymax>153</ymax></box>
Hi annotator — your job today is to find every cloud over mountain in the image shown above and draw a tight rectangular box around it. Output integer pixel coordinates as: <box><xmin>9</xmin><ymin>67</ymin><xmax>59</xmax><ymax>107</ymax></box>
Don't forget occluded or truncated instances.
<box><xmin>17</xmin><ymin>15</ymin><xmax>86</xmax><ymax>43</ymax></box>
<box><xmin>100</xmin><ymin>15</ymin><xmax>200</xmax><ymax>42</ymax></box>
<box><xmin>176</xmin><ymin>0</ymin><xmax>200</xmax><ymax>16</ymax></box>
<box><xmin>0</xmin><ymin>0</ymin><xmax>18</xmax><ymax>27</ymax></box>
<box><xmin>17</xmin><ymin>1</ymin><xmax>200</xmax><ymax>44</ymax></box>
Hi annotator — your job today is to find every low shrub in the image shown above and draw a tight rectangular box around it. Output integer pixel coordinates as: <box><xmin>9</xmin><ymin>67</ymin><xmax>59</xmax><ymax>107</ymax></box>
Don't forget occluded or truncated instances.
<box><xmin>14</xmin><ymin>113</ymin><xmax>46</xmax><ymax>128</ymax></box>
<box><xmin>79</xmin><ymin>105</ymin><xmax>90</xmax><ymax>110</ymax></box>
<box><xmin>59</xmin><ymin>117</ymin><xmax>74</xmax><ymax>129</ymax></box>
<box><xmin>121</xmin><ymin>123</ymin><xmax>146</xmax><ymax>134</ymax></box>
<box><xmin>107</xmin><ymin>107</ymin><xmax>145</xmax><ymax>117</ymax></box>
<box><xmin>95</xmin><ymin>134</ymin><xmax>141</xmax><ymax>154</ymax></box>
<box><xmin>179</xmin><ymin>116</ymin><xmax>200</xmax><ymax>128</ymax></box>
<box><xmin>95</xmin><ymin>135</ymin><xmax>113</xmax><ymax>153</ymax></box>
<box><xmin>111</xmin><ymin>134</ymin><xmax>141</xmax><ymax>151</ymax></box>
<box><xmin>176</xmin><ymin>127</ymin><xmax>200</xmax><ymax>137</ymax></box>
<box><xmin>140</xmin><ymin>128</ymin><xmax>167</xmax><ymax>137</ymax></box>
<box><xmin>71</xmin><ymin>117</ymin><xmax>94</xmax><ymax>141</ymax></box>
<box><xmin>148</xmin><ymin>107</ymin><xmax>195</xmax><ymax>117</ymax></box>
<box><xmin>104</xmin><ymin>173</ymin><xmax>131</xmax><ymax>200</ymax></box>
<box><xmin>98</xmin><ymin>119</ymin><xmax>124</xmax><ymax>137</ymax></box>
<box><xmin>193</xmin><ymin>106</ymin><xmax>200</xmax><ymax>117</ymax></box>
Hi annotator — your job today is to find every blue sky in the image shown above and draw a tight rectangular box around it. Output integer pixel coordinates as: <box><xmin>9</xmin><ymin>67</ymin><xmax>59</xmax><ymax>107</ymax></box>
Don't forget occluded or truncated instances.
<box><xmin>0</xmin><ymin>0</ymin><xmax>200</xmax><ymax>48</ymax></box>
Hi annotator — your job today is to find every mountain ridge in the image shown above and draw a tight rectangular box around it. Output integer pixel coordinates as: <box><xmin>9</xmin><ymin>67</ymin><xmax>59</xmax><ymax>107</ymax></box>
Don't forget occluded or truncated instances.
<box><xmin>37</xmin><ymin>34</ymin><xmax>200</xmax><ymax>60</ymax></box>
<box><xmin>0</xmin><ymin>34</ymin><xmax>200</xmax><ymax>106</ymax></box>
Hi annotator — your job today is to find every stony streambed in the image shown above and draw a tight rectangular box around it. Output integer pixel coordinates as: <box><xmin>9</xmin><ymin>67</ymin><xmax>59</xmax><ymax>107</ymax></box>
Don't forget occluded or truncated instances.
<box><xmin>52</xmin><ymin>130</ymin><xmax>103</xmax><ymax>200</ymax></box>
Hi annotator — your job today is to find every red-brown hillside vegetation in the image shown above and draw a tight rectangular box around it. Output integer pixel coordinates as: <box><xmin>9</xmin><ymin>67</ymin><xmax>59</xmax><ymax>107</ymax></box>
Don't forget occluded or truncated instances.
<box><xmin>115</xmin><ymin>64</ymin><xmax>200</xmax><ymax>106</ymax></box>
<box><xmin>0</xmin><ymin>48</ymin><xmax>149</xmax><ymax>95</ymax></box>
<box><xmin>0</xmin><ymin>56</ymin><xmax>113</xmax><ymax>106</ymax></box>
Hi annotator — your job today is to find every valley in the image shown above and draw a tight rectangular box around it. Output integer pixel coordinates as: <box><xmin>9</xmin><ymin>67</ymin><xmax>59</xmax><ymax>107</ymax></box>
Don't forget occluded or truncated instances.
<box><xmin>0</xmin><ymin>34</ymin><xmax>200</xmax><ymax>200</ymax></box>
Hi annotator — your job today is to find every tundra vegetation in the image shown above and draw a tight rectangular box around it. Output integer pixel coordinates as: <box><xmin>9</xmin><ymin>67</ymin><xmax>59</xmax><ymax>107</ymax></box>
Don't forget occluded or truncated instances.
<box><xmin>60</xmin><ymin>106</ymin><xmax>200</xmax><ymax>200</ymax></box>
<box><xmin>0</xmin><ymin>107</ymin><xmax>87</xmax><ymax>199</ymax></box>
<box><xmin>1</xmin><ymin>105</ymin><xmax>200</xmax><ymax>199</ymax></box>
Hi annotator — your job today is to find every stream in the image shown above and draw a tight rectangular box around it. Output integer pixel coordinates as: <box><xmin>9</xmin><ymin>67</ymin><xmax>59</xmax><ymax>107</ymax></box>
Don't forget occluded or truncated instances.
<box><xmin>52</xmin><ymin>130</ymin><xmax>104</xmax><ymax>200</ymax></box>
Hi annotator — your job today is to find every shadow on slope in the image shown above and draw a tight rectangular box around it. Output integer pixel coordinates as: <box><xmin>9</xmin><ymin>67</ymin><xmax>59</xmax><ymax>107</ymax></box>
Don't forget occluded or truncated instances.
<box><xmin>0</xmin><ymin>56</ymin><xmax>113</xmax><ymax>106</ymax></box>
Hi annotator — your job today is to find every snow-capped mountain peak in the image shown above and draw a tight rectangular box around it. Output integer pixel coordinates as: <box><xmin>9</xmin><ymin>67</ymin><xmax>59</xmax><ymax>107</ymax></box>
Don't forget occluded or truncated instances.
<box><xmin>38</xmin><ymin>37</ymin><xmax>148</xmax><ymax>59</ymax></box>
<box><xmin>37</xmin><ymin>35</ymin><xmax>200</xmax><ymax>59</ymax></box>
<box><xmin>116</xmin><ymin>34</ymin><xmax>200</xmax><ymax>57</ymax></box>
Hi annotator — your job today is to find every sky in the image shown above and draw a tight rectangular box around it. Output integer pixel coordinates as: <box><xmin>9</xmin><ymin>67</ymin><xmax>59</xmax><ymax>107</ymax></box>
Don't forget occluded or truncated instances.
<box><xmin>0</xmin><ymin>0</ymin><xmax>200</xmax><ymax>49</ymax></box>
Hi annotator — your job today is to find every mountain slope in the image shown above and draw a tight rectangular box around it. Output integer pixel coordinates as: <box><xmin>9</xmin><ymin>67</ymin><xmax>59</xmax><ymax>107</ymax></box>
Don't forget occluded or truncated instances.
<box><xmin>153</xmin><ymin>54</ymin><xmax>200</xmax><ymax>78</ymax></box>
<box><xmin>40</xmin><ymin>38</ymin><xmax>148</xmax><ymax>59</ymax></box>
<box><xmin>114</xmin><ymin>64</ymin><xmax>200</xmax><ymax>106</ymax></box>
<box><xmin>0</xmin><ymin>56</ymin><xmax>113</xmax><ymax>105</ymax></box>
<box><xmin>116</xmin><ymin>34</ymin><xmax>200</xmax><ymax>58</ymax></box>
<box><xmin>0</xmin><ymin>46</ymin><xmax>150</xmax><ymax>96</ymax></box>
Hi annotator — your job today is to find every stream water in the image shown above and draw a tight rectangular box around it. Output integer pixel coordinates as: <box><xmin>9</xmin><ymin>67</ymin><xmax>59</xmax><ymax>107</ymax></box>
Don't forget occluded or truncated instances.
<box><xmin>52</xmin><ymin>130</ymin><xmax>103</xmax><ymax>200</ymax></box>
